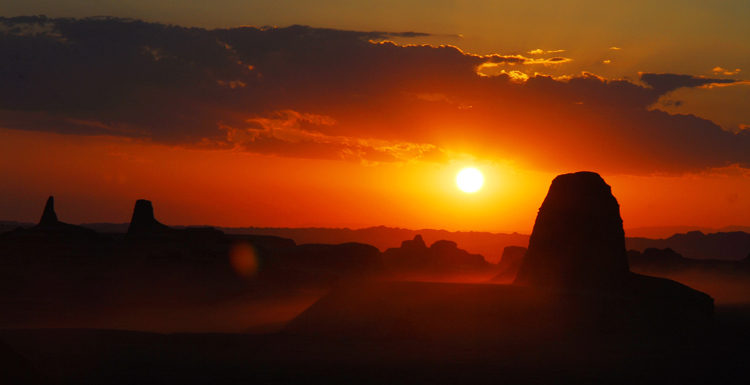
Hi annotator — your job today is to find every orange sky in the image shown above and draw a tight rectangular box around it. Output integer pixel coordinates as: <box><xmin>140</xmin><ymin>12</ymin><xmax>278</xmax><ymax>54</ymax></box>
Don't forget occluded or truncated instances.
<box><xmin>2</xmin><ymin>127</ymin><xmax>749</xmax><ymax>234</ymax></box>
<box><xmin>0</xmin><ymin>16</ymin><xmax>748</xmax><ymax>233</ymax></box>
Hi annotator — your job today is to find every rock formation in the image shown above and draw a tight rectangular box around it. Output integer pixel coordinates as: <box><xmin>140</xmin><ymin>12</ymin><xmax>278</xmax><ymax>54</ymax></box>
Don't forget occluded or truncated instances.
<box><xmin>625</xmin><ymin>230</ymin><xmax>750</xmax><ymax>260</ymax></box>
<box><xmin>490</xmin><ymin>246</ymin><xmax>527</xmax><ymax>282</ymax></box>
<box><xmin>5</xmin><ymin>196</ymin><xmax>102</xmax><ymax>240</ymax></box>
<box><xmin>631</xmin><ymin>247</ymin><xmax>685</xmax><ymax>264</ymax></box>
<box><xmin>400</xmin><ymin>234</ymin><xmax>427</xmax><ymax>250</ymax></box>
<box><xmin>429</xmin><ymin>240</ymin><xmax>488</xmax><ymax>268</ymax></box>
<box><xmin>383</xmin><ymin>235</ymin><xmax>489</xmax><ymax>271</ymax></box>
<box><xmin>285</xmin><ymin>172</ymin><xmax>718</xmax><ymax>346</ymax></box>
<box><xmin>127</xmin><ymin>199</ymin><xmax>171</xmax><ymax>234</ymax></box>
<box><xmin>382</xmin><ymin>235</ymin><xmax>431</xmax><ymax>270</ymax></box>
<box><xmin>498</xmin><ymin>246</ymin><xmax>526</xmax><ymax>268</ymax></box>
<box><xmin>126</xmin><ymin>199</ymin><xmax>223</xmax><ymax>240</ymax></box>
<box><xmin>512</xmin><ymin>171</ymin><xmax>714</xmax><ymax>319</ymax></box>
<box><xmin>38</xmin><ymin>196</ymin><xmax>58</xmax><ymax>225</ymax></box>
<box><xmin>513</xmin><ymin>172</ymin><xmax>630</xmax><ymax>289</ymax></box>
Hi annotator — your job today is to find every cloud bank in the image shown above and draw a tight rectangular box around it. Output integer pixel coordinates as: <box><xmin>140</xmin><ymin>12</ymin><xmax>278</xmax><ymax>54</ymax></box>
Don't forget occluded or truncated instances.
<box><xmin>0</xmin><ymin>16</ymin><xmax>747</xmax><ymax>174</ymax></box>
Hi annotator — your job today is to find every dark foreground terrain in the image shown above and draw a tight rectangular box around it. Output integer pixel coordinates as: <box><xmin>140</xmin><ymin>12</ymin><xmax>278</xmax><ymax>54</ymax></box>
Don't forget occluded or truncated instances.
<box><xmin>2</xmin><ymin>284</ymin><xmax>750</xmax><ymax>385</ymax></box>
<box><xmin>3</xmin><ymin>190</ymin><xmax>750</xmax><ymax>384</ymax></box>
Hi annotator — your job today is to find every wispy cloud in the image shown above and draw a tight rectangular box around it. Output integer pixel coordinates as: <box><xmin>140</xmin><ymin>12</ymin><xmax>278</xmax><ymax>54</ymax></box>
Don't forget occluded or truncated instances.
<box><xmin>527</xmin><ymin>49</ymin><xmax>565</xmax><ymax>55</ymax></box>
<box><xmin>713</xmin><ymin>67</ymin><xmax>741</xmax><ymax>76</ymax></box>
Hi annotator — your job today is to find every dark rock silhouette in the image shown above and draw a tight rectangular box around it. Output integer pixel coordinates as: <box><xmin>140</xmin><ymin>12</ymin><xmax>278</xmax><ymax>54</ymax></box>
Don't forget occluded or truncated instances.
<box><xmin>498</xmin><ymin>246</ymin><xmax>526</xmax><ymax>269</ymax></box>
<box><xmin>626</xmin><ymin>230</ymin><xmax>750</xmax><ymax>260</ymax></box>
<box><xmin>401</xmin><ymin>234</ymin><xmax>427</xmax><ymax>249</ymax></box>
<box><xmin>430</xmin><ymin>240</ymin><xmax>488</xmax><ymax>268</ymax></box>
<box><xmin>38</xmin><ymin>196</ymin><xmax>58</xmax><ymax>225</ymax></box>
<box><xmin>383</xmin><ymin>235</ymin><xmax>489</xmax><ymax>271</ymax></box>
<box><xmin>383</xmin><ymin>235</ymin><xmax>431</xmax><ymax>270</ymax></box>
<box><xmin>628</xmin><ymin>247</ymin><xmax>750</xmax><ymax>278</ymax></box>
<box><xmin>221</xmin><ymin>226</ymin><xmax>530</xmax><ymax>264</ymax></box>
<box><xmin>126</xmin><ymin>199</ymin><xmax>223</xmax><ymax>240</ymax></box>
<box><xmin>500</xmin><ymin>245</ymin><xmax>526</xmax><ymax>264</ymax></box>
<box><xmin>290</xmin><ymin>172</ymin><xmax>717</xmax><ymax>346</ymax></box>
<box><xmin>489</xmin><ymin>259</ymin><xmax>524</xmax><ymax>283</ymax></box>
<box><xmin>490</xmin><ymin>246</ymin><xmax>527</xmax><ymax>282</ymax></box>
<box><xmin>630</xmin><ymin>247</ymin><xmax>685</xmax><ymax>265</ymax></box>
<box><xmin>127</xmin><ymin>199</ymin><xmax>171</xmax><ymax>234</ymax></box>
<box><xmin>514</xmin><ymin>172</ymin><xmax>630</xmax><ymax>289</ymax></box>
<box><xmin>241</xmin><ymin>235</ymin><xmax>296</xmax><ymax>250</ymax></box>
<box><xmin>512</xmin><ymin>171</ymin><xmax>713</xmax><ymax>320</ymax></box>
<box><xmin>0</xmin><ymin>196</ymin><xmax>102</xmax><ymax>241</ymax></box>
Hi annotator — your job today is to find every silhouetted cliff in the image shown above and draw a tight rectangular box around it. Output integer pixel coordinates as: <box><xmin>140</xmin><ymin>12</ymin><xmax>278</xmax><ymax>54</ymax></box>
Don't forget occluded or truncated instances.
<box><xmin>513</xmin><ymin>171</ymin><xmax>714</xmax><ymax>322</ymax></box>
<box><xmin>513</xmin><ymin>172</ymin><xmax>630</xmax><ymax>289</ymax></box>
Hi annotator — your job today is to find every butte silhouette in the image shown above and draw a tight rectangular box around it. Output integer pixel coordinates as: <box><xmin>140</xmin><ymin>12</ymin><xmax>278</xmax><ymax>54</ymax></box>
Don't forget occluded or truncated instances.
<box><xmin>126</xmin><ymin>199</ymin><xmax>223</xmax><ymax>240</ymax></box>
<box><xmin>0</xmin><ymin>196</ymin><xmax>100</xmax><ymax>241</ymax></box>
<box><xmin>284</xmin><ymin>171</ymin><xmax>715</xmax><ymax>343</ymax></box>
<box><xmin>127</xmin><ymin>199</ymin><xmax>172</xmax><ymax>234</ymax></box>
<box><xmin>513</xmin><ymin>172</ymin><xmax>714</xmax><ymax>320</ymax></box>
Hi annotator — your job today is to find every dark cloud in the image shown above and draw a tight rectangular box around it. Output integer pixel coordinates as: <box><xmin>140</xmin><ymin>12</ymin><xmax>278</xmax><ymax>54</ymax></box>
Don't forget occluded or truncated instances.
<box><xmin>0</xmin><ymin>16</ymin><xmax>747</xmax><ymax>174</ymax></box>
<box><xmin>639</xmin><ymin>73</ymin><xmax>738</xmax><ymax>94</ymax></box>
<box><xmin>380</xmin><ymin>31</ymin><xmax>431</xmax><ymax>38</ymax></box>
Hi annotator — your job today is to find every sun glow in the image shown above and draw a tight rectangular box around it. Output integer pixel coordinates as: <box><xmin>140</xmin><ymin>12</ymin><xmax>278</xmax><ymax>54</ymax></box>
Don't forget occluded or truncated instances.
<box><xmin>456</xmin><ymin>168</ymin><xmax>484</xmax><ymax>193</ymax></box>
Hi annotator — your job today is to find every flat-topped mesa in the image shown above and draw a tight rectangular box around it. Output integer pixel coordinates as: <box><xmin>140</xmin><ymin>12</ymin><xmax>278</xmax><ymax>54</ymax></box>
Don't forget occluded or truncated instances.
<box><xmin>127</xmin><ymin>199</ymin><xmax>172</xmax><ymax>234</ymax></box>
<box><xmin>38</xmin><ymin>196</ymin><xmax>59</xmax><ymax>226</ymax></box>
<box><xmin>513</xmin><ymin>171</ymin><xmax>630</xmax><ymax>290</ymax></box>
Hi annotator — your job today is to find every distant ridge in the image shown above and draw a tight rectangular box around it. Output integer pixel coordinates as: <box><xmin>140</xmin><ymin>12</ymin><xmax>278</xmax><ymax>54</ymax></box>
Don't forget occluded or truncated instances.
<box><xmin>211</xmin><ymin>226</ymin><xmax>529</xmax><ymax>264</ymax></box>
<box><xmin>3</xmin><ymin>220</ymin><xmax>749</xmax><ymax>262</ymax></box>
<box><xmin>626</xmin><ymin>231</ymin><xmax>750</xmax><ymax>261</ymax></box>
<box><xmin>625</xmin><ymin>225</ymin><xmax>750</xmax><ymax>239</ymax></box>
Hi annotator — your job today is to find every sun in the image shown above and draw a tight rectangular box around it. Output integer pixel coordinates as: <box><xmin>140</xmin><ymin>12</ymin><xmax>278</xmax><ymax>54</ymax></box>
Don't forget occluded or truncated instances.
<box><xmin>456</xmin><ymin>168</ymin><xmax>484</xmax><ymax>193</ymax></box>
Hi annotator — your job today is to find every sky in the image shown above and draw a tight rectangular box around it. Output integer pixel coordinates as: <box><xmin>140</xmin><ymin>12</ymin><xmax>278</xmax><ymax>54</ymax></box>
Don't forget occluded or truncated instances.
<box><xmin>0</xmin><ymin>1</ymin><xmax>749</xmax><ymax>233</ymax></box>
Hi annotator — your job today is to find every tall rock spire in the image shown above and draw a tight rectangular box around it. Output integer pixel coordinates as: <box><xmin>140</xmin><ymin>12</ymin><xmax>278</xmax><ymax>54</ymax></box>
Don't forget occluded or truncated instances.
<box><xmin>38</xmin><ymin>196</ymin><xmax>59</xmax><ymax>226</ymax></box>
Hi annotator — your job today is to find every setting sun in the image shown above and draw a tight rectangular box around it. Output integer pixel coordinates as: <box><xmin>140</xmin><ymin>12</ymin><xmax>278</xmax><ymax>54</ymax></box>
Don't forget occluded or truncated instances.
<box><xmin>456</xmin><ymin>168</ymin><xmax>484</xmax><ymax>193</ymax></box>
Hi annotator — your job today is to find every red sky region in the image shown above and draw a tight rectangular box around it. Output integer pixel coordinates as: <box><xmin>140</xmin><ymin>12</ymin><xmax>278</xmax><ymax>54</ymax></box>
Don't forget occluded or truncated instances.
<box><xmin>0</xmin><ymin>17</ymin><xmax>749</xmax><ymax>234</ymax></box>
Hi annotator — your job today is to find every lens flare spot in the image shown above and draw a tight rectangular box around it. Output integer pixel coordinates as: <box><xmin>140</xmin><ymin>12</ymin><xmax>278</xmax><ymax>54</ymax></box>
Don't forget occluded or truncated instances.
<box><xmin>230</xmin><ymin>241</ymin><xmax>259</xmax><ymax>278</ymax></box>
